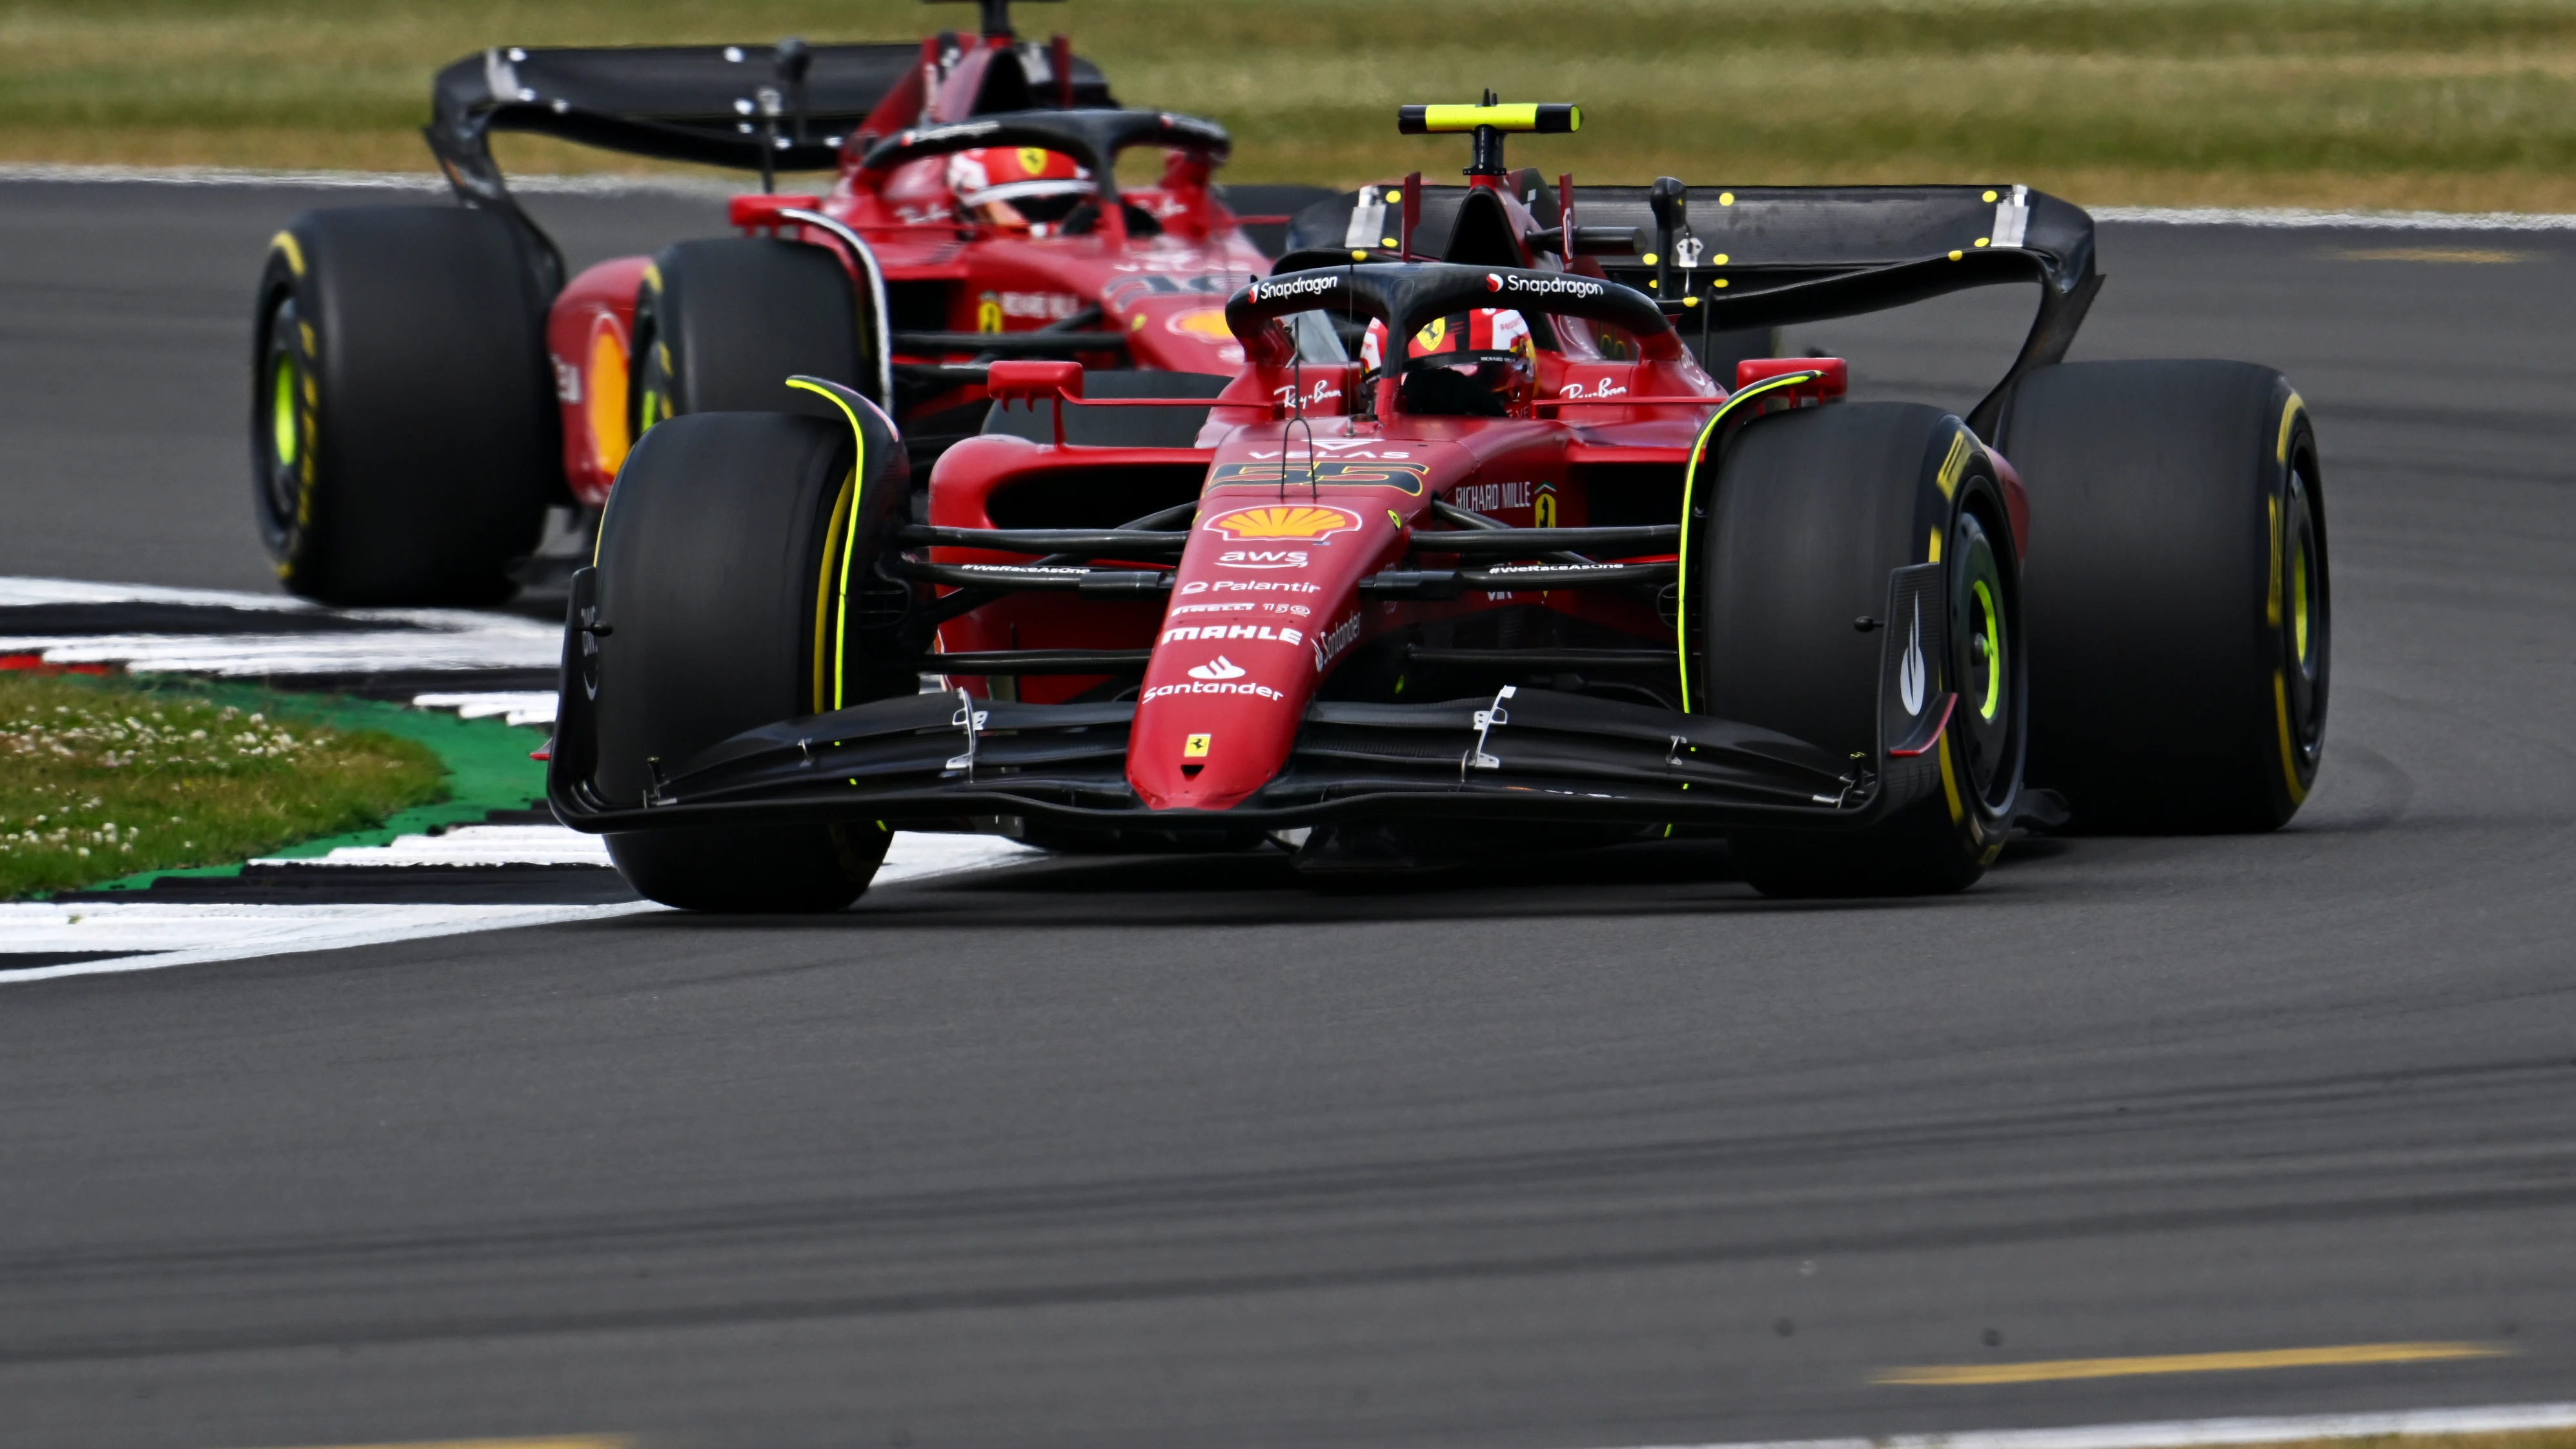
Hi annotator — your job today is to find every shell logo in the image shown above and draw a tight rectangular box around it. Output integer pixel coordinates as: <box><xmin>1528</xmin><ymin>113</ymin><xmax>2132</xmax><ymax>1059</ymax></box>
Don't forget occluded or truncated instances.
<box><xmin>585</xmin><ymin>322</ymin><xmax>631</xmax><ymax>474</ymax></box>
<box><xmin>1202</xmin><ymin>504</ymin><xmax>1362</xmax><ymax>542</ymax></box>
<box><xmin>1166</xmin><ymin>307</ymin><xmax>1234</xmax><ymax>341</ymax></box>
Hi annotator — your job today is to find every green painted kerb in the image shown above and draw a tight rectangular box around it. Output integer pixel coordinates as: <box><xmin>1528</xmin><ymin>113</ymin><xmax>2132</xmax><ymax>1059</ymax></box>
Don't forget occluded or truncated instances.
<box><xmin>79</xmin><ymin>683</ymin><xmax>549</xmax><ymax>893</ymax></box>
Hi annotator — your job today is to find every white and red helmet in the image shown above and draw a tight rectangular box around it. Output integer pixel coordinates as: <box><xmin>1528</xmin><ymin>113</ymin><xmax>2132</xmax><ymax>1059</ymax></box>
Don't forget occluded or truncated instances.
<box><xmin>1359</xmin><ymin>307</ymin><xmax>1534</xmax><ymax>373</ymax></box>
<box><xmin>946</xmin><ymin>145</ymin><xmax>1093</xmax><ymax>212</ymax></box>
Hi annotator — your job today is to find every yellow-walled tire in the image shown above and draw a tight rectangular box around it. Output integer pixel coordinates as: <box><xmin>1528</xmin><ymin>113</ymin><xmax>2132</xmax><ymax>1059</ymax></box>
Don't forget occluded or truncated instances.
<box><xmin>1699</xmin><ymin>403</ymin><xmax>2027</xmax><ymax>897</ymax></box>
<box><xmin>2000</xmin><ymin>361</ymin><xmax>2326</xmax><ymax>831</ymax></box>
<box><xmin>251</xmin><ymin>207</ymin><xmax>556</xmax><ymax>605</ymax></box>
<box><xmin>584</xmin><ymin>408</ymin><xmax>912</xmax><ymax>913</ymax></box>
<box><xmin>627</xmin><ymin>237</ymin><xmax>864</xmax><ymax>443</ymax></box>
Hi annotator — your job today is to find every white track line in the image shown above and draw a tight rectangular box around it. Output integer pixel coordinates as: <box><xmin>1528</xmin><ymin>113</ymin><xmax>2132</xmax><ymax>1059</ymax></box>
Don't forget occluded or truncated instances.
<box><xmin>2089</xmin><ymin>205</ymin><xmax>2576</xmax><ymax>231</ymax></box>
<box><xmin>412</xmin><ymin>691</ymin><xmax>560</xmax><ymax>726</ymax></box>
<box><xmin>263</xmin><ymin>827</ymin><xmax>1040</xmax><ymax>875</ymax></box>
<box><xmin>1600</xmin><ymin>1401</ymin><xmax>2576</xmax><ymax>1449</ymax></box>
<box><xmin>873</xmin><ymin>832</ymin><xmax>1044</xmax><ymax>886</ymax></box>
<box><xmin>255</xmin><ymin>824</ymin><xmax>611</xmax><ymax>867</ymax></box>
<box><xmin>0</xmin><ymin>576</ymin><xmax>558</xmax><ymax>676</ymax></box>
<box><xmin>0</xmin><ymin>833</ymin><xmax>1044</xmax><ymax>984</ymax></box>
<box><xmin>8</xmin><ymin>165</ymin><xmax>2576</xmax><ymax>230</ymax></box>
<box><xmin>0</xmin><ymin>630</ymin><xmax>560</xmax><ymax>676</ymax></box>
<box><xmin>0</xmin><ymin>901</ymin><xmax>665</xmax><ymax>983</ymax></box>
<box><xmin>0</xmin><ymin>576</ymin><xmax>313</xmax><ymax>611</ymax></box>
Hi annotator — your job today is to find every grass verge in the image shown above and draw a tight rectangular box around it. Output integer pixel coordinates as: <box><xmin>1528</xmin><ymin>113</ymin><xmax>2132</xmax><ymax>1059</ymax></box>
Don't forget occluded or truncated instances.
<box><xmin>0</xmin><ymin>669</ymin><xmax>549</xmax><ymax>900</ymax></box>
<box><xmin>0</xmin><ymin>669</ymin><xmax>441</xmax><ymax>898</ymax></box>
<box><xmin>6</xmin><ymin>1</ymin><xmax>2576</xmax><ymax>211</ymax></box>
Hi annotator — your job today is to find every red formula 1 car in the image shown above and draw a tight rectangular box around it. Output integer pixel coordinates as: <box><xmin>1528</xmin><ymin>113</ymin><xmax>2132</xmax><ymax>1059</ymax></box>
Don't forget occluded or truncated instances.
<box><xmin>546</xmin><ymin>103</ymin><xmax>2331</xmax><ymax>908</ymax></box>
<box><xmin>249</xmin><ymin>0</ymin><xmax>1330</xmax><ymax>606</ymax></box>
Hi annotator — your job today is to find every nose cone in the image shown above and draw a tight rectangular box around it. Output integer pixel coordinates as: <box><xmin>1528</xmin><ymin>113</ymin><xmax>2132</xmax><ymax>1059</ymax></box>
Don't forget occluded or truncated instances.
<box><xmin>1128</xmin><ymin>500</ymin><xmax>1392</xmax><ymax>811</ymax></box>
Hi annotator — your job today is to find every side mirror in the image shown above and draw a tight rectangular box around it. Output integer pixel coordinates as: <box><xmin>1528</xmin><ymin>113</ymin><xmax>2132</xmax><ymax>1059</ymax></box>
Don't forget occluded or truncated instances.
<box><xmin>776</xmin><ymin>37</ymin><xmax>813</xmax><ymax>140</ymax></box>
<box><xmin>1648</xmin><ymin>176</ymin><xmax>1687</xmax><ymax>299</ymax></box>
<box><xmin>986</xmin><ymin>360</ymin><xmax>1084</xmax><ymax>405</ymax></box>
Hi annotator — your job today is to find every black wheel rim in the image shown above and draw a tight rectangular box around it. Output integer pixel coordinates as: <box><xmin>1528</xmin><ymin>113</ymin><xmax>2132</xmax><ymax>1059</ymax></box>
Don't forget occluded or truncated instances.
<box><xmin>630</xmin><ymin>327</ymin><xmax>674</xmax><ymax>445</ymax></box>
<box><xmin>1949</xmin><ymin>506</ymin><xmax>2019</xmax><ymax>811</ymax></box>
<box><xmin>255</xmin><ymin>292</ymin><xmax>306</xmax><ymax>536</ymax></box>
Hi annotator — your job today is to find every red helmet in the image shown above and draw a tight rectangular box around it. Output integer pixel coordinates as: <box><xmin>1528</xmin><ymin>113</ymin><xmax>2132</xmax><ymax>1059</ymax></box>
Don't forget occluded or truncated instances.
<box><xmin>947</xmin><ymin>146</ymin><xmax>1093</xmax><ymax>228</ymax></box>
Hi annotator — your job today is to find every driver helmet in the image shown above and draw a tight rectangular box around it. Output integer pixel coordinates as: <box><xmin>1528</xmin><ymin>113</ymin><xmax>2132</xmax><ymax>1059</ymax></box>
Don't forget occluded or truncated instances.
<box><xmin>948</xmin><ymin>146</ymin><xmax>1094</xmax><ymax>233</ymax></box>
<box><xmin>1362</xmin><ymin>308</ymin><xmax>1534</xmax><ymax>409</ymax></box>
<box><xmin>1360</xmin><ymin>308</ymin><xmax>1533</xmax><ymax>372</ymax></box>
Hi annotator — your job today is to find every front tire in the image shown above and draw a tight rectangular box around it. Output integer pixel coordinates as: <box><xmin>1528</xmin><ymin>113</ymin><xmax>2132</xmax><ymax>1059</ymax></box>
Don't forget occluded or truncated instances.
<box><xmin>1696</xmin><ymin>403</ymin><xmax>2027</xmax><ymax>896</ymax></box>
<box><xmin>2000</xmin><ymin>361</ymin><xmax>2327</xmax><ymax>831</ymax></box>
<box><xmin>629</xmin><ymin>238</ymin><xmax>869</xmax><ymax>441</ymax></box>
<box><xmin>252</xmin><ymin>207</ymin><xmax>556</xmax><ymax>605</ymax></box>
<box><xmin>587</xmin><ymin>406</ymin><xmax>913</xmax><ymax>912</ymax></box>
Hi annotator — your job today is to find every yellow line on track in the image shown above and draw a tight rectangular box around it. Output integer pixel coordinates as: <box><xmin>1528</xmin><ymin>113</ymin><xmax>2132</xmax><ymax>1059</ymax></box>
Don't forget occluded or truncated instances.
<box><xmin>1874</xmin><ymin>1341</ymin><xmax>2513</xmax><ymax>1386</ymax></box>
<box><xmin>2326</xmin><ymin>247</ymin><xmax>2528</xmax><ymax>265</ymax></box>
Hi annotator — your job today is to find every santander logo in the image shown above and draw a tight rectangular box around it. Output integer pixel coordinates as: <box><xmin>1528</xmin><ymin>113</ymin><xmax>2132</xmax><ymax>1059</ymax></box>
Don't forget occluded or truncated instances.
<box><xmin>1188</xmin><ymin>656</ymin><xmax>1247</xmax><ymax>681</ymax></box>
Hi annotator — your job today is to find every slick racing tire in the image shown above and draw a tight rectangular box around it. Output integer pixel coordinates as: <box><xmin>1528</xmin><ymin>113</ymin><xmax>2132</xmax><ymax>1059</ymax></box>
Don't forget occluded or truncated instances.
<box><xmin>1698</xmin><ymin>403</ymin><xmax>2027</xmax><ymax>897</ymax></box>
<box><xmin>629</xmin><ymin>238</ymin><xmax>869</xmax><ymax>440</ymax></box>
<box><xmin>252</xmin><ymin>207</ymin><xmax>556</xmax><ymax>605</ymax></box>
<box><xmin>586</xmin><ymin>407</ymin><xmax>912</xmax><ymax>913</ymax></box>
<box><xmin>1999</xmin><ymin>361</ymin><xmax>2326</xmax><ymax>831</ymax></box>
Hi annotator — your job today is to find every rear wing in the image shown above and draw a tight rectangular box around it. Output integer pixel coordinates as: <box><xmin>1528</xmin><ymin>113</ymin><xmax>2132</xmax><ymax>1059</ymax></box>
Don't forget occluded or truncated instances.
<box><xmin>425</xmin><ymin>41</ymin><xmax>1112</xmax><ymax>289</ymax></box>
<box><xmin>429</xmin><ymin>41</ymin><xmax>1115</xmax><ymax>174</ymax></box>
<box><xmin>1286</xmin><ymin>182</ymin><xmax>2101</xmax><ymax>434</ymax></box>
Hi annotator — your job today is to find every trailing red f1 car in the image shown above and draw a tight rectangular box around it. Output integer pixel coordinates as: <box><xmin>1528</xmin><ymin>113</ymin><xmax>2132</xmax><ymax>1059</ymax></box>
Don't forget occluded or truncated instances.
<box><xmin>547</xmin><ymin>103</ymin><xmax>2329</xmax><ymax>907</ymax></box>
<box><xmin>250</xmin><ymin>0</ymin><xmax>1329</xmax><ymax>606</ymax></box>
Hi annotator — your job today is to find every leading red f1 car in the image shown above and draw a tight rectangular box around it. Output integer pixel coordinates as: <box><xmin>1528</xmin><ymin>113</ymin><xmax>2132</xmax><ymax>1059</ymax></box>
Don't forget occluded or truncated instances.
<box><xmin>546</xmin><ymin>102</ymin><xmax>2331</xmax><ymax>907</ymax></box>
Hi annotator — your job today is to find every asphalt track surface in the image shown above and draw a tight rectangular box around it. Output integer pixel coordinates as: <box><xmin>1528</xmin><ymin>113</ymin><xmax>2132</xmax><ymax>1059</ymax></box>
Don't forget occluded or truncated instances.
<box><xmin>4</xmin><ymin>180</ymin><xmax>2576</xmax><ymax>1448</ymax></box>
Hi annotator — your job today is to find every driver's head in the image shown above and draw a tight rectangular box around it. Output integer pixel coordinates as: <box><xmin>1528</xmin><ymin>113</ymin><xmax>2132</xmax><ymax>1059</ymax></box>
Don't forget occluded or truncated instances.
<box><xmin>948</xmin><ymin>146</ymin><xmax>1093</xmax><ymax>234</ymax></box>
<box><xmin>1363</xmin><ymin>308</ymin><xmax>1534</xmax><ymax>415</ymax></box>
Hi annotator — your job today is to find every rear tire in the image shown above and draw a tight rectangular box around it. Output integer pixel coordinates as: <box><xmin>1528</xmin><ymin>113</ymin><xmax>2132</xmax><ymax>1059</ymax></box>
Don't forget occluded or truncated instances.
<box><xmin>2000</xmin><ymin>360</ymin><xmax>2326</xmax><ymax>831</ymax></box>
<box><xmin>1698</xmin><ymin>403</ymin><xmax>2027</xmax><ymax>896</ymax></box>
<box><xmin>629</xmin><ymin>238</ymin><xmax>867</xmax><ymax>440</ymax></box>
<box><xmin>588</xmin><ymin>408</ymin><xmax>912</xmax><ymax>912</ymax></box>
<box><xmin>251</xmin><ymin>207</ymin><xmax>556</xmax><ymax>605</ymax></box>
